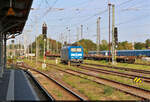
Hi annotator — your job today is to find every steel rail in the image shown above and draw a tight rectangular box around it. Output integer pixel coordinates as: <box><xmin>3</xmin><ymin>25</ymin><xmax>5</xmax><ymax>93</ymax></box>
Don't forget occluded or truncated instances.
<box><xmin>84</xmin><ymin>63</ymin><xmax>150</xmax><ymax>74</ymax></box>
<box><xmin>23</xmin><ymin>69</ymin><xmax>55</xmax><ymax>101</ymax></box>
<box><xmin>79</xmin><ymin>65</ymin><xmax>150</xmax><ymax>83</ymax></box>
<box><xmin>60</xmin><ymin>68</ymin><xmax>150</xmax><ymax>100</ymax></box>
<box><xmin>45</xmin><ymin>63</ymin><xmax>150</xmax><ymax>100</ymax></box>
<box><xmin>20</xmin><ymin>63</ymin><xmax>85</xmax><ymax>101</ymax></box>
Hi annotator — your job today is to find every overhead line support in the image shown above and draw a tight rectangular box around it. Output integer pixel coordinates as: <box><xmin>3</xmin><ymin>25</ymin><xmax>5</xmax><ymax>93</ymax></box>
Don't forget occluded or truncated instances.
<box><xmin>112</xmin><ymin>4</ymin><xmax>116</xmax><ymax>65</ymax></box>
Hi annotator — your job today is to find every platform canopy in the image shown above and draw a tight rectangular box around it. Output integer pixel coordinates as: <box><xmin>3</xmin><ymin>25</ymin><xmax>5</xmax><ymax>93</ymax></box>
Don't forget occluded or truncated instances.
<box><xmin>0</xmin><ymin>0</ymin><xmax>33</xmax><ymax>39</ymax></box>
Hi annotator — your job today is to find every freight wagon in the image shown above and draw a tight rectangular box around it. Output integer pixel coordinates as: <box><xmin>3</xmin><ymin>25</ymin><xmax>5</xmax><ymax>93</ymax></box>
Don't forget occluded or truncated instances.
<box><xmin>89</xmin><ymin>49</ymin><xmax>150</xmax><ymax>57</ymax></box>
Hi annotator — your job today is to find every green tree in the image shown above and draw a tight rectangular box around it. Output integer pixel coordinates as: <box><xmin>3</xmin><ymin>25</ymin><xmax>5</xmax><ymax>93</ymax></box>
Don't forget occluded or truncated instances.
<box><xmin>117</xmin><ymin>41</ymin><xmax>133</xmax><ymax>50</ymax></box>
<box><xmin>134</xmin><ymin>42</ymin><xmax>145</xmax><ymax>50</ymax></box>
<box><xmin>74</xmin><ymin>39</ymin><xmax>96</xmax><ymax>54</ymax></box>
<box><xmin>145</xmin><ymin>39</ymin><xmax>150</xmax><ymax>49</ymax></box>
<box><xmin>30</xmin><ymin>34</ymin><xmax>62</xmax><ymax>57</ymax></box>
<box><xmin>100</xmin><ymin>40</ymin><xmax>108</xmax><ymax>51</ymax></box>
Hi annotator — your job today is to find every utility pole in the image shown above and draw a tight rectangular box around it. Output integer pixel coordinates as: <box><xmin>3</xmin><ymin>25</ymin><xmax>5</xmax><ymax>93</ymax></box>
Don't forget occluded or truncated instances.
<box><xmin>65</xmin><ymin>27</ymin><xmax>68</xmax><ymax>45</ymax></box>
<box><xmin>108</xmin><ymin>3</ymin><xmax>111</xmax><ymax>63</ymax></box>
<box><xmin>76</xmin><ymin>27</ymin><xmax>79</xmax><ymax>42</ymax></box>
<box><xmin>76</xmin><ymin>27</ymin><xmax>80</xmax><ymax>46</ymax></box>
<box><xmin>24</xmin><ymin>33</ymin><xmax>28</xmax><ymax>59</ymax></box>
<box><xmin>49</xmin><ymin>39</ymin><xmax>51</xmax><ymax>53</ymax></box>
<box><xmin>97</xmin><ymin>17</ymin><xmax>101</xmax><ymax>54</ymax></box>
<box><xmin>59</xmin><ymin>33</ymin><xmax>61</xmax><ymax>53</ymax></box>
<box><xmin>21</xmin><ymin>35</ymin><xmax>23</xmax><ymax>56</ymax></box>
<box><xmin>12</xmin><ymin>40</ymin><xmax>15</xmax><ymax>59</ymax></box>
<box><xmin>132</xmin><ymin>41</ymin><xmax>135</xmax><ymax>50</ymax></box>
<box><xmin>31</xmin><ymin>40</ymin><xmax>32</xmax><ymax>62</ymax></box>
<box><xmin>36</xmin><ymin>35</ymin><xmax>38</xmax><ymax>65</ymax></box>
<box><xmin>47</xmin><ymin>38</ymin><xmax>49</xmax><ymax>52</ymax></box>
<box><xmin>23</xmin><ymin>33</ymin><xmax>25</xmax><ymax>58</ymax></box>
<box><xmin>87</xmin><ymin>26</ymin><xmax>89</xmax><ymax>38</ymax></box>
<box><xmin>24</xmin><ymin>30</ymin><xmax>31</xmax><ymax>60</ymax></box>
<box><xmin>27</xmin><ymin>43</ymin><xmax>29</xmax><ymax>60</ymax></box>
<box><xmin>61</xmin><ymin>33</ymin><xmax>63</xmax><ymax>48</ymax></box>
<box><xmin>68</xmin><ymin>29</ymin><xmax>70</xmax><ymax>44</ymax></box>
<box><xmin>55</xmin><ymin>34</ymin><xmax>57</xmax><ymax>54</ymax></box>
<box><xmin>66</xmin><ymin>27</ymin><xmax>70</xmax><ymax>44</ymax></box>
<box><xmin>66</xmin><ymin>33</ymin><xmax>67</xmax><ymax>45</ymax></box>
<box><xmin>56</xmin><ymin>40</ymin><xmax>58</xmax><ymax>54</ymax></box>
<box><xmin>18</xmin><ymin>39</ymin><xmax>20</xmax><ymax>56</ymax></box>
<box><xmin>17</xmin><ymin>39</ymin><xmax>19</xmax><ymax>56</ymax></box>
<box><xmin>81</xmin><ymin>25</ymin><xmax>83</xmax><ymax>40</ymax></box>
<box><xmin>112</xmin><ymin>4</ymin><xmax>116</xmax><ymax>64</ymax></box>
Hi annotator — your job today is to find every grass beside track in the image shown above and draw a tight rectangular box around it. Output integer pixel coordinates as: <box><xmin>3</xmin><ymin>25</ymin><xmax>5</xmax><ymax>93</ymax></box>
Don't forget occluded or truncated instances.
<box><xmin>44</xmin><ymin>59</ymin><xmax>150</xmax><ymax>93</ymax></box>
<box><xmin>83</xmin><ymin>64</ymin><xmax>150</xmax><ymax>78</ymax></box>
<box><xmin>84</xmin><ymin>60</ymin><xmax>150</xmax><ymax>71</ymax></box>
<box><xmin>62</xmin><ymin>64</ymin><xmax>150</xmax><ymax>91</ymax></box>
<box><xmin>22</xmin><ymin>59</ymin><xmax>140</xmax><ymax>100</ymax></box>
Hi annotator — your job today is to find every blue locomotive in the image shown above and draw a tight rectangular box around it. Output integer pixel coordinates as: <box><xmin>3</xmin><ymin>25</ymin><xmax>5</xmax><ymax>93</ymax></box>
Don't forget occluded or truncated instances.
<box><xmin>88</xmin><ymin>49</ymin><xmax>150</xmax><ymax>57</ymax></box>
<box><xmin>60</xmin><ymin>46</ymin><xmax>84</xmax><ymax>65</ymax></box>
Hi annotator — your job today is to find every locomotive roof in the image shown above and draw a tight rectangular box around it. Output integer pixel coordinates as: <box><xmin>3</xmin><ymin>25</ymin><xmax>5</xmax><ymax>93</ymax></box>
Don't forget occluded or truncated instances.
<box><xmin>62</xmin><ymin>46</ymin><xmax>83</xmax><ymax>48</ymax></box>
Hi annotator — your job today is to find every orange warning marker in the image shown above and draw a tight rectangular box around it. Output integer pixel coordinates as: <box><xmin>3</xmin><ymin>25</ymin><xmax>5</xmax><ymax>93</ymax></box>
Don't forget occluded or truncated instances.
<box><xmin>7</xmin><ymin>7</ymin><xmax>15</xmax><ymax>16</ymax></box>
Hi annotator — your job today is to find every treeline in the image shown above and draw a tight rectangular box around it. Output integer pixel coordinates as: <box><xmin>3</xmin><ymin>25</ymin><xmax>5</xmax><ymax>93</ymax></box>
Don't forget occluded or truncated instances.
<box><xmin>7</xmin><ymin>34</ymin><xmax>150</xmax><ymax>55</ymax></box>
<box><xmin>30</xmin><ymin>34</ymin><xmax>62</xmax><ymax>57</ymax></box>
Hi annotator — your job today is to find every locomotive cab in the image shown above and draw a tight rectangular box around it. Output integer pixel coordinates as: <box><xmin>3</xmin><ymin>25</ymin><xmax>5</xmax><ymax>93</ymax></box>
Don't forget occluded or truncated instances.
<box><xmin>60</xmin><ymin>46</ymin><xmax>84</xmax><ymax>65</ymax></box>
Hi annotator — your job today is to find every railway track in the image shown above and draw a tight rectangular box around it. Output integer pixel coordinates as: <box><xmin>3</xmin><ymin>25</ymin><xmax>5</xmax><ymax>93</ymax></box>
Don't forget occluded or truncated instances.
<box><xmin>23</xmin><ymin>69</ymin><xmax>54</xmax><ymax>101</ymax></box>
<box><xmin>78</xmin><ymin>65</ymin><xmax>150</xmax><ymax>83</ymax></box>
<box><xmin>45</xmin><ymin>63</ymin><xmax>150</xmax><ymax>100</ymax></box>
<box><xmin>84</xmin><ymin>63</ymin><xmax>150</xmax><ymax>75</ymax></box>
<box><xmin>18</xmin><ymin>63</ymin><xmax>85</xmax><ymax>101</ymax></box>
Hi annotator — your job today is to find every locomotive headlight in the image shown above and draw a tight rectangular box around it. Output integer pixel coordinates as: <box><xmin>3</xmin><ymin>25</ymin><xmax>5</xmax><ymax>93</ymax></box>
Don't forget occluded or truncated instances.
<box><xmin>77</xmin><ymin>54</ymin><xmax>82</xmax><ymax>56</ymax></box>
<box><xmin>71</xmin><ymin>54</ymin><xmax>76</xmax><ymax>56</ymax></box>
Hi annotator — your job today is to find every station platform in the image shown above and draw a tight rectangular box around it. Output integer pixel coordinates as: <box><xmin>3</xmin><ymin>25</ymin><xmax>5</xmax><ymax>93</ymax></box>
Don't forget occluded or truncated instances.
<box><xmin>0</xmin><ymin>68</ymin><xmax>46</xmax><ymax>101</ymax></box>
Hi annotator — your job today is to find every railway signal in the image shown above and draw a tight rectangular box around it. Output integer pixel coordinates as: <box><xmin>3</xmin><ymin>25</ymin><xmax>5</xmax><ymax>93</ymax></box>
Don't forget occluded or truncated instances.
<box><xmin>114</xmin><ymin>27</ymin><xmax>118</xmax><ymax>47</ymax></box>
<box><xmin>42</xmin><ymin>22</ymin><xmax>47</xmax><ymax>69</ymax></box>
<box><xmin>42</xmin><ymin>22</ymin><xmax>47</xmax><ymax>39</ymax></box>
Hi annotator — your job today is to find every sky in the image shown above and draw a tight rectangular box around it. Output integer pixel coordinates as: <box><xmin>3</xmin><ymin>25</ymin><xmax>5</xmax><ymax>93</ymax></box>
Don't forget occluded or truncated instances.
<box><xmin>8</xmin><ymin>0</ymin><xmax>150</xmax><ymax>45</ymax></box>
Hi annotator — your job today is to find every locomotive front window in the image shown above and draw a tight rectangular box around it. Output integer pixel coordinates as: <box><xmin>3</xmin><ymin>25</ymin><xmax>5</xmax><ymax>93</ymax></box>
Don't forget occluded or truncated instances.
<box><xmin>76</xmin><ymin>48</ymin><xmax>82</xmax><ymax>52</ymax></box>
<box><xmin>71</xmin><ymin>48</ymin><xmax>82</xmax><ymax>52</ymax></box>
<box><xmin>71</xmin><ymin>48</ymin><xmax>76</xmax><ymax>52</ymax></box>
